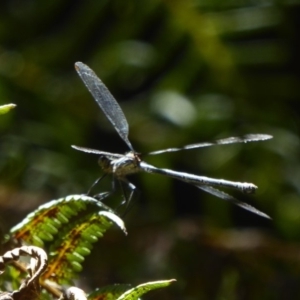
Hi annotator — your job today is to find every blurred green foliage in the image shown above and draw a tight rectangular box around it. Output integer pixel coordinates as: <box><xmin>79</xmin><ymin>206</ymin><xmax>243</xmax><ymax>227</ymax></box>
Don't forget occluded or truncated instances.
<box><xmin>1</xmin><ymin>0</ymin><xmax>300</xmax><ymax>299</ymax></box>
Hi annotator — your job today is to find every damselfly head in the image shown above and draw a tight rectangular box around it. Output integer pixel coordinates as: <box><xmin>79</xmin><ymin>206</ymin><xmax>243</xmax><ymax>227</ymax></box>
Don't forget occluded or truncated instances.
<box><xmin>98</xmin><ymin>156</ymin><xmax>111</xmax><ymax>170</ymax></box>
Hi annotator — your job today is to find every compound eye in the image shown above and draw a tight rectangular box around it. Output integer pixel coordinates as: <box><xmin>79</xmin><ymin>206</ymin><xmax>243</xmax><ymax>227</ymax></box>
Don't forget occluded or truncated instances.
<box><xmin>98</xmin><ymin>156</ymin><xmax>110</xmax><ymax>168</ymax></box>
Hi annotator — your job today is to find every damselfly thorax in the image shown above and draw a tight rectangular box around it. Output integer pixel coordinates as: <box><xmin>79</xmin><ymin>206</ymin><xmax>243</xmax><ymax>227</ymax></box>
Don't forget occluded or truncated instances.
<box><xmin>98</xmin><ymin>152</ymin><xmax>141</xmax><ymax>178</ymax></box>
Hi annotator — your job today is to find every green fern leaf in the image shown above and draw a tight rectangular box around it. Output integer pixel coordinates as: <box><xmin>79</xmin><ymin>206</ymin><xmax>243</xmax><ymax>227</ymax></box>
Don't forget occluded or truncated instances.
<box><xmin>10</xmin><ymin>194</ymin><xmax>111</xmax><ymax>247</ymax></box>
<box><xmin>42</xmin><ymin>210</ymin><xmax>126</xmax><ymax>284</ymax></box>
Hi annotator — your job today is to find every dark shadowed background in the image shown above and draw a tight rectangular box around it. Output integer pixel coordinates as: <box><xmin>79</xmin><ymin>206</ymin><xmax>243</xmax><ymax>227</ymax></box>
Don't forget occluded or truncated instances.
<box><xmin>1</xmin><ymin>1</ymin><xmax>300</xmax><ymax>299</ymax></box>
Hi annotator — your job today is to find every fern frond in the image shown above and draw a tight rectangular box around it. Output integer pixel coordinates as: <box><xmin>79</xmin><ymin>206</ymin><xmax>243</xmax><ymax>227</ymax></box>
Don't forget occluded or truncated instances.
<box><xmin>0</xmin><ymin>246</ymin><xmax>47</xmax><ymax>286</ymax></box>
<box><xmin>10</xmin><ymin>194</ymin><xmax>111</xmax><ymax>247</ymax></box>
<box><xmin>42</xmin><ymin>210</ymin><xmax>126</xmax><ymax>284</ymax></box>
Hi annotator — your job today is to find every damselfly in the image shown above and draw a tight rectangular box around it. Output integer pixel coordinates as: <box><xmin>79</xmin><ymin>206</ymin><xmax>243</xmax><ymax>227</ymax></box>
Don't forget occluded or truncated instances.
<box><xmin>72</xmin><ymin>62</ymin><xmax>272</xmax><ymax>219</ymax></box>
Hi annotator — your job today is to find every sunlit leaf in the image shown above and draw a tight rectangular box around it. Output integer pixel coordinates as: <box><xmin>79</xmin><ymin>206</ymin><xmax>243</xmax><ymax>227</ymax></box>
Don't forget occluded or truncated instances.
<box><xmin>116</xmin><ymin>279</ymin><xmax>176</xmax><ymax>300</ymax></box>
<box><xmin>0</xmin><ymin>103</ymin><xmax>16</xmax><ymax>114</ymax></box>
<box><xmin>10</xmin><ymin>194</ymin><xmax>111</xmax><ymax>247</ymax></box>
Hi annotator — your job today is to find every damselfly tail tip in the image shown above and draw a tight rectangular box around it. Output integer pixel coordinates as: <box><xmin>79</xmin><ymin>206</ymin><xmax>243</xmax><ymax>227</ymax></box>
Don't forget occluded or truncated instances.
<box><xmin>242</xmin><ymin>183</ymin><xmax>257</xmax><ymax>194</ymax></box>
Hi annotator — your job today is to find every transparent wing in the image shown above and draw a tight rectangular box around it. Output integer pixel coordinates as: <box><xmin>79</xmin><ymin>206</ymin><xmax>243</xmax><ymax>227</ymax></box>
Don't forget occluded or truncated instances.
<box><xmin>198</xmin><ymin>185</ymin><xmax>270</xmax><ymax>219</ymax></box>
<box><xmin>71</xmin><ymin>145</ymin><xmax>124</xmax><ymax>159</ymax></box>
<box><xmin>148</xmin><ymin>134</ymin><xmax>272</xmax><ymax>155</ymax></box>
<box><xmin>75</xmin><ymin>62</ymin><xmax>134</xmax><ymax>151</ymax></box>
